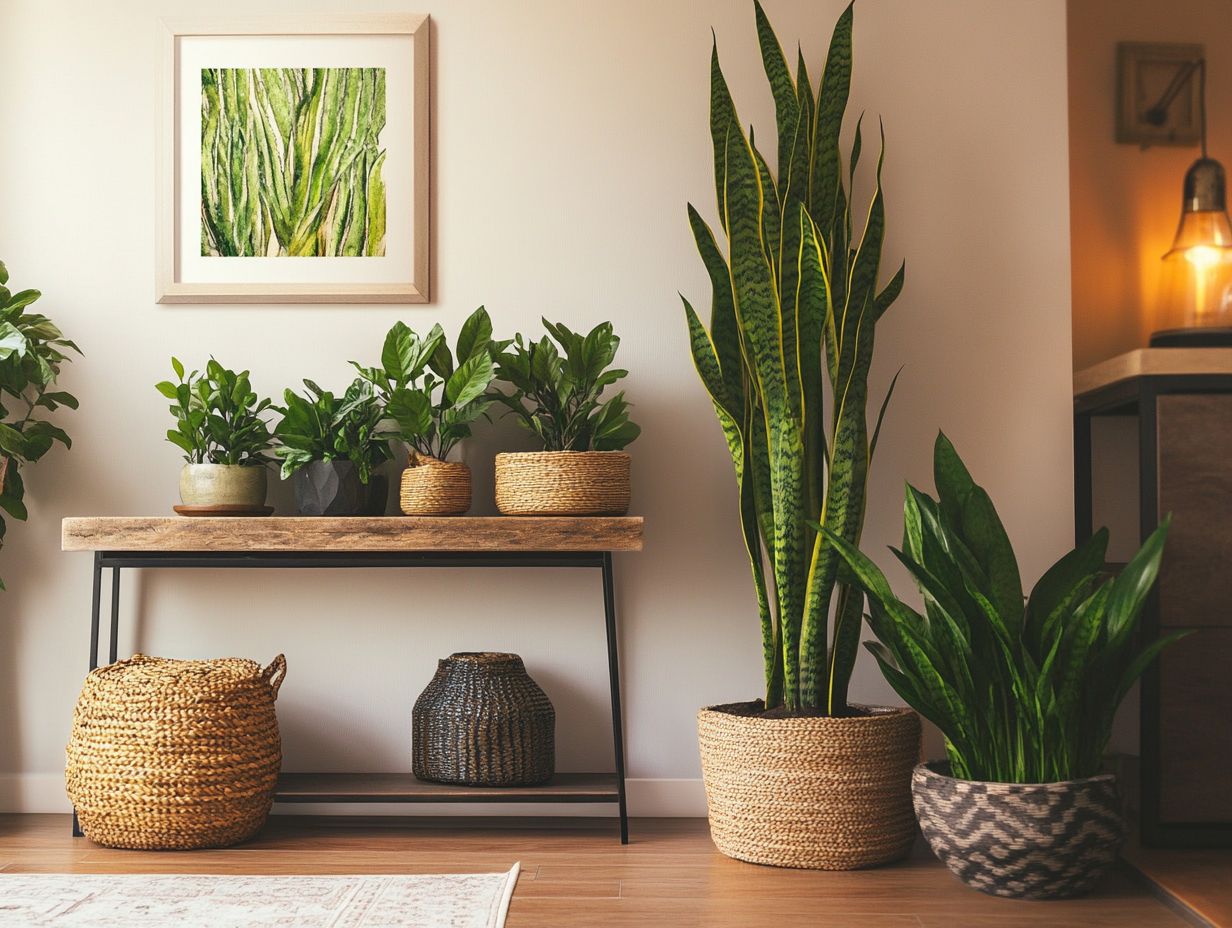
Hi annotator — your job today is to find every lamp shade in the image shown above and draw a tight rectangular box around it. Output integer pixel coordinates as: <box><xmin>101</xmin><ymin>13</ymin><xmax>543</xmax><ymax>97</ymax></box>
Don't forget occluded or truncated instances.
<box><xmin>1154</xmin><ymin>158</ymin><xmax>1232</xmax><ymax>344</ymax></box>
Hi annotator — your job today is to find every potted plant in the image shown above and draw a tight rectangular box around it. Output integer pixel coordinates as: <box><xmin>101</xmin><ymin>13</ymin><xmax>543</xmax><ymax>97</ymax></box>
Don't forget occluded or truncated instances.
<box><xmin>491</xmin><ymin>319</ymin><xmax>639</xmax><ymax>516</ymax></box>
<box><xmin>825</xmin><ymin>434</ymin><xmax>1184</xmax><ymax>900</ymax></box>
<box><xmin>273</xmin><ymin>378</ymin><xmax>392</xmax><ymax>516</ymax></box>
<box><xmin>0</xmin><ymin>260</ymin><xmax>80</xmax><ymax>587</ymax></box>
<box><xmin>156</xmin><ymin>358</ymin><xmax>273</xmax><ymax>513</ymax></box>
<box><xmin>352</xmin><ymin>308</ymin><xmax>501</xmax><ymax>516</ymax></box>
<box><xmin>683</xmin><ymin>3</ymin><xmax>916</xmax><ymax>869</ymax></box>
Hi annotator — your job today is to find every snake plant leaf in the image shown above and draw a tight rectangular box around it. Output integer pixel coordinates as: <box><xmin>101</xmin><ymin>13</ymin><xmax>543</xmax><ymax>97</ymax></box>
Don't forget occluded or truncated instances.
<box><xmin>687</xmin><ymin>205</ymin><xmax>743</xmax><ymax>407</ymax></box>
<box><xmin>753</xmin><ymin>0</ymin><xmax>798</xmax><ymax>189</ymax></box>
<box><xmin>876</xmin><ymin>260</ymin><xmax>906</xmax><ymax>319</ymax></box>
<box><xmin>1025</xmin><ymin>527</ymin><xmax>1107</xmax><ymax>652</ymax></box>
<box><xmin>868</xmin><ymin>367</ymin><xmax>901</xmax><ymax>464</ymax></box>
<box><xmin>809</xmin><ymin>2</ymin><xmax>853</xmax><ymax>232</ymax></box>
<box><xmin>1105</xmin><ymin>517</ymin><xmax>1170</xmax><ymax>647</ymax></box>
<box><xmin>709</xmin><ymin>38</ymin><xmax>739</xmax><ymax>229</ymax></box>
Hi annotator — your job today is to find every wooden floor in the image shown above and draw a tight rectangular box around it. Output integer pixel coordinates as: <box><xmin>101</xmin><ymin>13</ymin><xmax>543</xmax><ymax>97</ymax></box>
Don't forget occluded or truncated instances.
<box><xmin>1124</xmin><ymin>840</ymin><xmax>1232</xmax><ymax>928</ymax></box>
<box><xmin>0</xmin><ymin>815</ymin><xmax>1195</xmax><ymax>927</ymax></box>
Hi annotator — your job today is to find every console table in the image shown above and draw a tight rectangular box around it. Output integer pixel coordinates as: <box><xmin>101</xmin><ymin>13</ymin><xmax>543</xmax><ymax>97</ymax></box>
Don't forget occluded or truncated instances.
<box><xmin>61</xmin><ymin>516</ymin><xmax>644</xmax><ymax>843</ymax></box>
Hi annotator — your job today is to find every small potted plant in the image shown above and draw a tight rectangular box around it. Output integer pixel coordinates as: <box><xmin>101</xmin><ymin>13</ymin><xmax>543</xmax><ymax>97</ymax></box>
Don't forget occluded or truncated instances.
<box><xmin>825</xmin><ymin>433</ymin><xmax>1186</xmax><ymax>900</ymax></box>
<box><xmin>491</xmin><ymin>319</ymin><xmax>639</xmax><ymax>516</ymax></box>
<box><xmin>272</xmin><ymin>378</ymin><xmax>392</xmax><ymax>516</ymax></box>
<box><xmin>156</xmin><ymin>358</ymin><xmax>273</xmax><ymax>513</ymax></box>
<box><xmin>0</xmin><ymin>259</ymin><xmax>81</xmax><ymax>587</ymax></box>
<box><xmin>352</xmin><ymin>307</ymin><xmax>501</xmax><ymax>516</ymax></box>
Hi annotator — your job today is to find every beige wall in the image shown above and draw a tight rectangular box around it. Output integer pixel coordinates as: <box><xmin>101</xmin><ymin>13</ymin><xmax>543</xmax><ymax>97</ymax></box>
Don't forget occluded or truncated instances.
<box><xmin>1069</xmin><ymin>0</ymin><xmax>1232</xmax><ymax>371</ymax></box>
<box><xmin>0</xmin><ymin>0</ymin><xmax>1074</xmax><ymax>812</ymax></box>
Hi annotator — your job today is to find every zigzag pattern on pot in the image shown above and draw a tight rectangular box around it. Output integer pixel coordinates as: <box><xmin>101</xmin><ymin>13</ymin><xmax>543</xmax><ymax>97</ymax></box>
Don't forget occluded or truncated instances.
<box><xmin>912</xmin><ymin>763</ymin><xmax>1125</xmax><ymax>900</ymax></box>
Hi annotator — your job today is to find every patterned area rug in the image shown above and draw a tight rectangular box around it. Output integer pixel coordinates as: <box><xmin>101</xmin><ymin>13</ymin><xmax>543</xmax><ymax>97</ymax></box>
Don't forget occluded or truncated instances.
<box><xmin>0</xmin><ymin>865</ymin><xmax>520</xmax><ymax>927</ymax></box>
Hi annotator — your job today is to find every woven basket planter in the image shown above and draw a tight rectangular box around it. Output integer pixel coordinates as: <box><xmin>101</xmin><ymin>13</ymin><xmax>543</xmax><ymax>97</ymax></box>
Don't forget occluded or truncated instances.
<box><xmin>412</xmin><ymin>652</ymin><xmax>555</xmax><ymax>786</ymax></box>
<box><xmin>494</xmin><ymin>451</ymin><xmax>630</xmax><ymax>516</ymax></box>
<box><xmin>913</xmin><ymin>762</ymin><xmax>1125</xmax><ymax>899</ymax></box>
<box><xmin>697</xmin><ymin>702</ymin><xmax>921</xmax><ymax>869</ymax></box>
<box><xmin>65</xmin><ymin>653</ymin><xmax>286</xmax><ymax>850</ymax></box>
<box><xmin>400</xmin><ymin>456</ymin><xmax>471</xmax><ymax>516</ymax></box>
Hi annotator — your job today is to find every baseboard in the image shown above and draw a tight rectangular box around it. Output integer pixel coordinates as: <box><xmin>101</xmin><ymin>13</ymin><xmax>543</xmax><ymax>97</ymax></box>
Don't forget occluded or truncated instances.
<box><xmin>0</xmin><ymin>774</ymin><xmax>708</xmax><ymax>817</ymax></box>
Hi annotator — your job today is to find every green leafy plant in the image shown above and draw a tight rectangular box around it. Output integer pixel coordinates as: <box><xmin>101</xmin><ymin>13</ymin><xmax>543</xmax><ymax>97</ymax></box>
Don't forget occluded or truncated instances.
<box><xmin>352</xmin><ymin>307</ymin><xmax>501</xmax><ymax>462</ymax></box>
<box><xmin>683</xmin><ymin>2</ymin><xmax>904</xmax><ymax>714</ymax></box>
<box><xmin>493</xmin><ymin>319</ymin><xmax>639</xmax><ymax>452</ymax></box>
<box><xmin>824</xmin><ymin>433</ymin><xmax>1185</xmax><ymax>783</ymax></box>
<box><xmin>273</xmin><ymin>378</ymin><xmax>392</xmax><ymax>484</ymax></box>
<box><xmin>156</xmin><ymin>358</ymin><xmax>273</xmax><ymax>465</ymax></box>
<box><xmin>0</xmin><ymin>260</ymin><xmax>80</xmax><ymax>589</ymax></box>
<box><xmin>201</xmin><ymin>67</ymin><xmax>387</xmax><ymax>257</ymax></box>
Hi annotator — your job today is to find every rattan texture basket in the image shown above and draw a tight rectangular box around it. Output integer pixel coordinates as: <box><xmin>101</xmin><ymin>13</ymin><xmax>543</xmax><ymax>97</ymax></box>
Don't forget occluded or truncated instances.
<box><xmin>412</xmin><ymin>652</ymin><xmax>555</xmax><ymax>786</ymax></box>
<box><xmin>65</xmin><ymin>653</ymin><xmax>286</xmax><ymax>850</ymax></box>
<box><xmin>399</xmin><ymin>456</ymin><xmax>471</xmax><ymax>516</ymax></box>
<box><xmin>697</xmin><ymin>703</ymin><xmax>921</xmax><ymax>869</ymax></box>
<box><xmin>494</xmin><ymin>451</ymin><xmax>630</xmax><ymax>515</ymax></box>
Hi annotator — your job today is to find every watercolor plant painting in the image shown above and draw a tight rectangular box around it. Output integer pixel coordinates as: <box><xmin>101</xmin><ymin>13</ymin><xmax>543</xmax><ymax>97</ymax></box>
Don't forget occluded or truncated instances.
<box><xmin>200</xmin><ymin>67</ymin><xmax>387</xmax><ymax>258</ymax></box>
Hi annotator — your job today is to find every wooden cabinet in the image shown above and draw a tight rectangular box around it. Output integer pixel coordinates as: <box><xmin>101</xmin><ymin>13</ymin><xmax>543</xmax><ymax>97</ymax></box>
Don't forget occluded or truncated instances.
<box><xmin>1076</xmin><ymin>350</ymin><xmax>1232</xmax><ymax>847</ymax></box>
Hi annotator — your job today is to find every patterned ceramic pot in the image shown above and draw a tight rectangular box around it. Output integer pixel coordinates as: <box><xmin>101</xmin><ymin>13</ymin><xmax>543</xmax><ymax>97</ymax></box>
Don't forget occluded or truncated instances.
<box><xmin>912</xmin><ymin>761</ymin><xmax>1125</xmax><ymax>899</ymax></box>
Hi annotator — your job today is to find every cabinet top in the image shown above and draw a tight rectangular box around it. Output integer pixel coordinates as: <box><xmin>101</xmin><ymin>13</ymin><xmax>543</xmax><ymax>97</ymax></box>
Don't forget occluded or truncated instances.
<box><xmin>1074</xmin><ymin>348</ymin><xmax>1232</xmax><ymax>398</ymax></box>
<box><xmin>61</xmin><ymin>516</ymin><xmax>645</xmax><ymax>553</ymax></box>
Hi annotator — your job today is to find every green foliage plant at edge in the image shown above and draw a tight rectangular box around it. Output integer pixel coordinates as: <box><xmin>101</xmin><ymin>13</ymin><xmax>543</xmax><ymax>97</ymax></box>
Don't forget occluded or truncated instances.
<box><xmin>494</xmin><ymin>319</ymin><xmax>640</xmax><ymax>452</ymax></box>
<box><xmin>0</xmin><ymin>260</ymin><xmax>81</xmax><ymax>590</ymax></box>
<box><xmin>273</xmin><ymin>378</ymin><xmax>392</xmax><ymax>485</ymax></box>
<box><xmin>683</xmin><ymin>1</ymin><xmax>905</xmax><ymax>714</ymax></box>
<box><xmin>157</xmin><ymin>358</ymin><xmax>273</xmax><ymax>465</ymax></box>
<box><xmin>824</xmin><ymin>432</ymin><xmax>1187</xmax><ymax>783</ymax></box>
<box><xmin>352</xmin><ymin>307</ymin><xmax>503</xmax><ymax>464</ymax></box>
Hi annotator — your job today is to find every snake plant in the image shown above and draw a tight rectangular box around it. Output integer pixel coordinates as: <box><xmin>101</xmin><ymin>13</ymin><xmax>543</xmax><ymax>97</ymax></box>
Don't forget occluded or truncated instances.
<box><xmin>684</xmin><ymin>2</ymin><xmax>904</xmax><ymax>713</ymax></box>
<box><xmin>201</xmin><ymin>68</ymin><xmax>387</xmax><ymax>257</ymax></box>
<box><xmin>825</xmin><ymin>433</ymin><xmax>1185</xmax><ymax>783</ymax></box>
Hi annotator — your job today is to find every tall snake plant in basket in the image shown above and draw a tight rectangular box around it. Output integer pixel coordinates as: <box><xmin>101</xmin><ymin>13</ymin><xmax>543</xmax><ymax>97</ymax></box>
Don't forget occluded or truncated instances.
<box><xmin>684</xmin><ymin>1</ymin><xmax>904</xmax><ymax>714</ymax></box>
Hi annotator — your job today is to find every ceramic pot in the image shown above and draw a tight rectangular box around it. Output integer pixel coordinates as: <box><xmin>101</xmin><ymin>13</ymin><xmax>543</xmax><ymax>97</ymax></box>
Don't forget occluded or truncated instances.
<box><xmin>179</xmin><ymin>463</ymin><xmax>267</xmax><ymax>508</ymax></box>
<box><xmin>292</xmin><ymin>460</ymin><xmax>368</xmax><ymax>516</ymax></box>
<box><xmin>494</xmin><ymin>451</ymin><xmax>630</xmax><ymax>515</ymax></box>
<box><xmin>912</xmin><ymin>762</ymin><xmax>1125</xmax><ymax>899</ymax></box>
<box><xmin>697</xmin><ymin>702</ymin><xmax>921</xmax><ymax>870</ymax></box>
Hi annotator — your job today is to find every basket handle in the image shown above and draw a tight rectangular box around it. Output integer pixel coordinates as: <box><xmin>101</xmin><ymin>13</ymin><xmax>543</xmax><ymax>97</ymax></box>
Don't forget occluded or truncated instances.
<box><xmin>262</xmin><ymin>653</ymin><xmax>287</xmax><ymax>699</ymax></box>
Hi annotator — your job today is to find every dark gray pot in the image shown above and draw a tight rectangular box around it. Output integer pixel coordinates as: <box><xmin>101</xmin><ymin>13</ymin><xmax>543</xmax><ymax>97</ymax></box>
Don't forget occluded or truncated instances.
<box><xmin>912</xmin><ymin>761</ymin><xmax>1125</xmax><ymax>900</ymax></box>
<box><xmin>292</xmin><ymin>460</ymin><xmax>367</xmax><ymax>516</ymax></box>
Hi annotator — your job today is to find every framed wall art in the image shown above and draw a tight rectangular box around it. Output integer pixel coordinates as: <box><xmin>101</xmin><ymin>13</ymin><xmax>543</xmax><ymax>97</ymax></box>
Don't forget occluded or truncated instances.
<box><xmin>156</xmin><ymin>14</ymin><xmax>429</xmax><ymax>304</ymax></box>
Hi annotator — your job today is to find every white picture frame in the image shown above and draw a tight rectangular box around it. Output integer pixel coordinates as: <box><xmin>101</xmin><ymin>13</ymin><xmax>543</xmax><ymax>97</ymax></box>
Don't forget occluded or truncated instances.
<box><xmin>156</xmin><ymin>14</ymin><xmax>430</xmax><ymax>304</ymax></box>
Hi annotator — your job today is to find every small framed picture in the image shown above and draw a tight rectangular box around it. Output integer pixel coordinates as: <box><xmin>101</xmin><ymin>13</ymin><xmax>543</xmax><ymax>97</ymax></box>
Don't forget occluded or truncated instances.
<box><xmin>1116</xmin><ymin>42</ymin><xmax>1203</xmax><ymax>148</ymax></box>
<box><xmin>156</xmin><ymin>14</ymin><xmax>430</xmax><ymax>304</ymax></box>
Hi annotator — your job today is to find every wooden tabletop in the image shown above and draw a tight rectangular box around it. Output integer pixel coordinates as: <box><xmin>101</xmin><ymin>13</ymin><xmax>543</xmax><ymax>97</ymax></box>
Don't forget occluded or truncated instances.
<box><xmin>61</xmin><ymin>516</ymin><xmax>644</xmax><ymax>553</ymax></box>
<box><xmin>1074</xmin><ymin>348</ymin><xmax>1232</xmax><ymax>398</ymax></box>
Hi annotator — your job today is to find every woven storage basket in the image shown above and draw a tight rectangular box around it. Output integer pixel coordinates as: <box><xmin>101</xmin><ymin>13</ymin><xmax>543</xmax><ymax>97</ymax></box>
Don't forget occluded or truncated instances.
<box><xmin>400</xmin><ymin>454</ymin><xmax>471</xmax><ymax>516</ymax></box>
<box><xmin>65</xmin><ymin>653</ymin><xmax>286</xmax><ymax>850</ymax></box>
<box><xmin>698</xmin><ymin>703</ymin><xmax>921</xmax><ymax>869</ymax></box>
<box><xmin>494</xmin><ymin>451</ymin><xmax>629</xmax><ymax>516</ymax></box>
<box><xmin>412</xmin><ymin>652</ymin><xmax>555</xmax><ymax>786</ymax></box>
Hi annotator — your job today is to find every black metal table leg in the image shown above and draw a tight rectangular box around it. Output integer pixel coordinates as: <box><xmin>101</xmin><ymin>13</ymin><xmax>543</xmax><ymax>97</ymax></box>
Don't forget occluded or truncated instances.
<box><xmin>601</xmin><ymin>552</ymin><xmax>629</xmax><ymax>844</ymax></box>
<box><xmin>108</xmin><ymin>566</ymin><xmax>121</xmax><ymax>664</ymax></box>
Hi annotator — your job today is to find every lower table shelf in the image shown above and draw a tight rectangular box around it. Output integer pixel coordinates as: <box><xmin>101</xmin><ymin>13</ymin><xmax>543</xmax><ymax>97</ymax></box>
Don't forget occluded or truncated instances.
<box><xmin>274</xmin><ymin>772</ymin><xmax>622</xmax><ymax>805</ymax></box>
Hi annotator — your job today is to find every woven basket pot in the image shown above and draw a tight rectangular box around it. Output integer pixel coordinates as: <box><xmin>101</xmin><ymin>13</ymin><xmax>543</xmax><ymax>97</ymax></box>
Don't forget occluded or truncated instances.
<box><xmin>494</xmin><ymin>451</ymin><xmax>630</xmax><ymax>516</ymax></box>
<box><xmin>412</xmin><ymin>652</ymin><xmax>555</xmax><ymax>786</ymax></box>
<box><xmin>400</xmin><ymin>456</ymin><xmax>472</xmax><ymax>516</ymax></box>
<box><xmin>913</xmin><ymin>762</ymin><xmax>1125</xmax><ymax>899</ymax></box>
<box><xmin>65</xmin><ymin>653</ymin><xmax>286</xmax><ymax>850</ymax></box>
<box><xmin>697</xmin><ymin>702</ymin><xmax>921</xmax><ymax>869</ymax></box>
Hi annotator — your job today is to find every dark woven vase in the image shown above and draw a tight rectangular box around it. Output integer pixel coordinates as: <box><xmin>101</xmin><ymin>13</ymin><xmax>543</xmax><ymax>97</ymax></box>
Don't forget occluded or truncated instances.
<box><xmin>412</xmin><ymin>652</ymin><xmax>555</xmax><ymax>786</ymax></box>
<box><xmin>913</xmin><ymin>762</ymin><xmax>1125</xmax><ymax>899</ymax></box>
